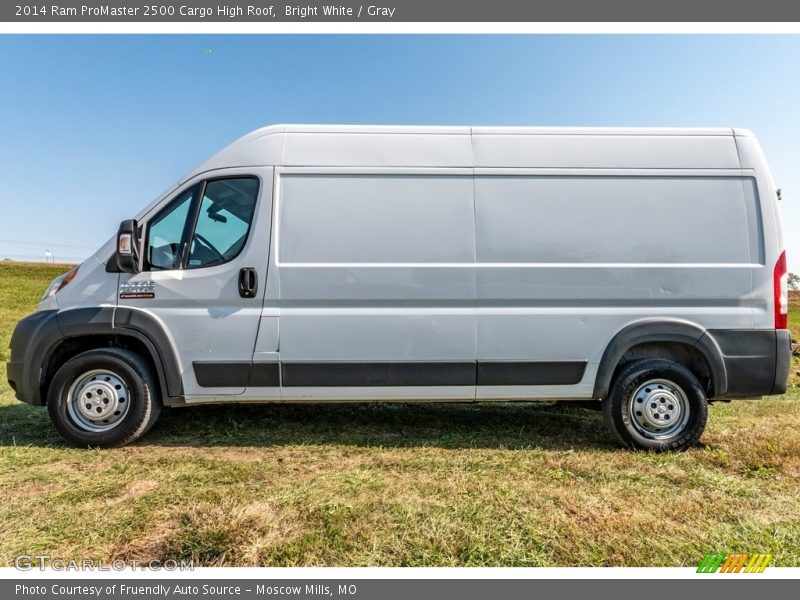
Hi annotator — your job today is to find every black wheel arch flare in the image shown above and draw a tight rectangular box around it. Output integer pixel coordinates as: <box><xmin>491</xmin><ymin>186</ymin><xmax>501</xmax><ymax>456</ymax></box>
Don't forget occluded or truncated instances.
<box><xmin>593</xmin><ymin>319</ymin><xmax>728</xmax><ymax>400</ymax></box>
<box><xmin>41</xmin><ymin>307</ymin><xmax>183</xmax><ymax>405</ymax></box>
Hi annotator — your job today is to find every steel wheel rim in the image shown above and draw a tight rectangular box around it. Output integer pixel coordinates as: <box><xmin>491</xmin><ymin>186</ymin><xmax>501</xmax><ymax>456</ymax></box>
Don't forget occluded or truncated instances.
<box><xmin>66</xmin><ymin>369</ymin><xmax>131</xmax><ymax>432</ymax></box>
<box><xmin>628</xmin><ymin>378</ymin><xmax>690</xmax><ymax>439</ymax></box>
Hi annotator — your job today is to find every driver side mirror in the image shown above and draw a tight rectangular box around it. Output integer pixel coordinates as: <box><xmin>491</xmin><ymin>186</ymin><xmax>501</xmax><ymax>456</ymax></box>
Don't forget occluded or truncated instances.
<box><xmin>116</xmin><ymin>219</ymin><xmax>141</xmax><ymax>274</ymax></box>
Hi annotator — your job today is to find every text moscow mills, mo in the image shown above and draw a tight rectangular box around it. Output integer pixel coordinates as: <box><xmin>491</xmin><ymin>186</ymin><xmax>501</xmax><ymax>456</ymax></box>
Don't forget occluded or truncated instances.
<box><xmin>15</xmin><ymin>4</ymin><xmax>398</xmax><ymax>19</ymax></box>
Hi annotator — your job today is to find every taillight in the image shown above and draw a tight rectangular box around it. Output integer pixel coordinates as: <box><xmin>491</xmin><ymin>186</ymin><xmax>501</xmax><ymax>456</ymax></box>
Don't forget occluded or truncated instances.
<box><xmin>774</xmin><ymin>250</ymin><xmax>788</xmax><ymax>329</ymax></box>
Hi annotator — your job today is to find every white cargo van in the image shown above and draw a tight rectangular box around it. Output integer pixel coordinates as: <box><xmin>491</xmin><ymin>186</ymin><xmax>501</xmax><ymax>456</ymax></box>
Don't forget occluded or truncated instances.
<box><xmin>7</xmin><ymin>125</ymin><xmax>791</xmax><ymax>450</ymax></box>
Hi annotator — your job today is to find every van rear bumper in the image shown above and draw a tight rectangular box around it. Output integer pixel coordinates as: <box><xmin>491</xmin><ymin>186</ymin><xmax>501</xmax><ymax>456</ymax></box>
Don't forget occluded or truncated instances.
<box><xmin>773</xmin><ymin>329</ymin><xmax>792</xmax><ymax>395</ymax></box>
<box><xmin>5</xmin><ymin>309</ymin><xmax>60</xmax><ymax>406</ymax></box>
<box><xmin>709</xmin><ymin>329</ymin><xmax>792</xmax><ymax>398</ymax></box>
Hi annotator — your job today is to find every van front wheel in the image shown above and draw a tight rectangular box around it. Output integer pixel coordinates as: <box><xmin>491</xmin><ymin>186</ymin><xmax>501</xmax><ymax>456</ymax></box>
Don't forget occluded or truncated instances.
<box><xmin>47</xmin><ymin>348</ymin><xmax>161</xmax><ymax>448</ymax></box>
<box><xmin>602</xmin><ymin>359</ymin><xmax>708</xmax><ymax>451</ymax></box>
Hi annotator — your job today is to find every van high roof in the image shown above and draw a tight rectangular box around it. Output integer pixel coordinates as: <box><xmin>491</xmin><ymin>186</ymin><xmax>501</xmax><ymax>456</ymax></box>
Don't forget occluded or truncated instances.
<box><xmin>185</xmin><ymin>124</ymin><xmax>755</xmax><ymax>183</ymax></box>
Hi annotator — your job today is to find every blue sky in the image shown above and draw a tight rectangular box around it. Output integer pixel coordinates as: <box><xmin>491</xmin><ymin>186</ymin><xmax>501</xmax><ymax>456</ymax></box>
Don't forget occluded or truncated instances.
<box><xmin>0</xmin><ymin>35</ymin><xmax>798</xmax><ymax>268</ymax></box>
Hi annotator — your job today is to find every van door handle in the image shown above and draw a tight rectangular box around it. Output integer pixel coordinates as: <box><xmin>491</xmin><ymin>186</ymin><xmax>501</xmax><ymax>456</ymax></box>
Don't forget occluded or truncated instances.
<box><xmin>238</xmin><ymin>267</ymin><xmax>258</xmax><ymax>299</ymax></box>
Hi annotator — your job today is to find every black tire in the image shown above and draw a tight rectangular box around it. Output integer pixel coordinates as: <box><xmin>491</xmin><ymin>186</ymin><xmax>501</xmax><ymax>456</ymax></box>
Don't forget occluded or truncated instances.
<box><xmin>602</xmin><ymin>358</ymin><xmax>708</xmax><ymax>451</ymax></box>
<box><xmin>47</xmin><ymin>348</ymin><xmax>161</xmax><ymax>448</ymax></box>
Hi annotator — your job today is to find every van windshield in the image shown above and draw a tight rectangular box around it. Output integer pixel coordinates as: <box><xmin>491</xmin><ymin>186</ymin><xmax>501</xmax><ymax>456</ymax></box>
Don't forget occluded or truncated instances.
<box><xmin>146</xmin><ymin>187</ymin><xmax>195</xmax><ymax>270</ymax></box>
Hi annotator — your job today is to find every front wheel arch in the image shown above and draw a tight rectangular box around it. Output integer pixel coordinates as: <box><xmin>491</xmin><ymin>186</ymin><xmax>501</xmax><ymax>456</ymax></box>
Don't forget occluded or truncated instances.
<box><xmin>40</xmin><ymin>333</ymin><xmax>167</xmax><ymax>407</ymax></box>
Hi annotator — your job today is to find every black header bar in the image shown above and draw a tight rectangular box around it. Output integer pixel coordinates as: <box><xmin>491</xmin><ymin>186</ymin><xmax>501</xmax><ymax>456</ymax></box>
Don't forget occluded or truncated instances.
<box><xmin>5</xmin><ymin>1</ymin><xmax>800</xmax><ymax>22</ymax></box>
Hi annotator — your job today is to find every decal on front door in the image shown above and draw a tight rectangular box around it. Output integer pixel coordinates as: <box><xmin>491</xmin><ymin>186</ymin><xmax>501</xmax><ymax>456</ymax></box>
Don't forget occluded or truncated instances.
<box><xmin>119</xmin><ymin>281</ymin><xmax>155</xmax><ymax>299</ymax></box>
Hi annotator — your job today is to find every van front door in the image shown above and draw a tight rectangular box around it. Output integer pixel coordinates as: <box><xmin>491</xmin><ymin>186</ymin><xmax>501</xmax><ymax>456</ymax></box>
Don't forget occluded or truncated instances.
<box><xmin>117</xmin><ymin>170</ymin><xmax>272</xmax><ymax>398</ymax></box>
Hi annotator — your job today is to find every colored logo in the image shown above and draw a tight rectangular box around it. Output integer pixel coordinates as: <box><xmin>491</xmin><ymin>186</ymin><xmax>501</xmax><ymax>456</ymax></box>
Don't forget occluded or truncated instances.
<box><xmin>697</xmin><ymin>553</ymin><xmax>771</xmax><ymax>573</ymax></box>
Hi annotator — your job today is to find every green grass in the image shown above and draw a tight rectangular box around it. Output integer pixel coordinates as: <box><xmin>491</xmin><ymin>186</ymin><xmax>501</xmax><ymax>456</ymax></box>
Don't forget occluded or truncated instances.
<box><xmin>789</xmin><ymin>293</ymin><xmax>799</xmax><ymax>387</ymax></box>
<box><xmin>1</xmin><ymin>261</ymin><xmax>799</xmax><ymax>566</ymax></box>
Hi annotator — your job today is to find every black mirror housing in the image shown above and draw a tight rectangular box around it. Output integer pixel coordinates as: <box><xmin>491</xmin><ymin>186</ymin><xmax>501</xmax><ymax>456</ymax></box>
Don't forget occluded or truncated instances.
<box><xmin>116</xmin><ymin>219</ymin><xmax>140</xmax><ymax>274</ymax></box>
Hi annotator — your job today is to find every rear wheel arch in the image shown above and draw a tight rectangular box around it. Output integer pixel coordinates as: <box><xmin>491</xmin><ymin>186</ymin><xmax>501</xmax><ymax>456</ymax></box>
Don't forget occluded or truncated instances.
<box><xmin>593</xmin><ymin>320</ymin><xmax>727</xmax><ymax>400</ymax></box>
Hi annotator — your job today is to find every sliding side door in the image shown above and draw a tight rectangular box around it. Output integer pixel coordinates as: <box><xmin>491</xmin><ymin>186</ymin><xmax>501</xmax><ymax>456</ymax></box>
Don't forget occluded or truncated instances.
<box><xmin>274</xmin><ymin>168</ymin><xmax>477</xmax><ymax>400</ymax></box>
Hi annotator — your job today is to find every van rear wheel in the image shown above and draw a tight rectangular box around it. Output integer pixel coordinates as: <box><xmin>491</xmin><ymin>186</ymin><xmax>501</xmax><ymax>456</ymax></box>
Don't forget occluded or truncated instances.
<box><xmin>47</xmin><ymin>348</ymin><xmax>161</xmax><ymax>448</ymax></box>
<box><xmin>602</xmin><ymin>358</ymin><xmax>708</xmax><ymax>451</ymax></box>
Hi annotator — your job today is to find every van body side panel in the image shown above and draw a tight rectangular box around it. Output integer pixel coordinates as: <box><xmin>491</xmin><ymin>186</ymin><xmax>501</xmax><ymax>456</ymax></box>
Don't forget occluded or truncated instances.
<box><xmin>274</xmin><ymin>170</ymin><xmax>477</xmax><ymax>401</ymax></box>
<box><xmin>474</xmin><ymin>175</ymin><xmax>759</xmax><ymax>263</ymax></box>
<box><xmin>471</xmin><ymin>133</ymin><xmax>741</xmax><ymax>169</ymax></box>
<box><xmin>244</xmin><ymin>167</ymin><xmax>283</xmax><ymax>399</ymax></box>
<box><xmin>473</xmin><ymin>172</ymin><xmax>759</xmax><ymax>400</ymax></box>
<box><xmin>281</xmin><ymin>130</ymin><xmax>473</xmax><ymax>168</ymax></box>
<box><xmin>50</xmin><ymin>253</ymin><xmax>120</xmax><ymax>309</ymax></box>
<box><xmin>735</xmin><ymin>134</ymin><xmax>783</xmax><ymax>330</ymax></box>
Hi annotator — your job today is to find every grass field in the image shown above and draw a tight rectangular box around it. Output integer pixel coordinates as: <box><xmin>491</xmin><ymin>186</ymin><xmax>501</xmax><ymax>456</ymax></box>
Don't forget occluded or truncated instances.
<box><xmin>1</xmin><ymin>261</ymin><xmax>799</xmax><ymax>567</ymax></box>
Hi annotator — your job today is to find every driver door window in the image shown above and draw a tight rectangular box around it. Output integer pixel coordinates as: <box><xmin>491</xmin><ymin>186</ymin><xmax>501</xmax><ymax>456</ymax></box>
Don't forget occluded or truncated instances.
<box><xmin>145</xmin><ymin>177</ymin><xmax>259</xmax><ymax>271</ymax></box>
<box><xmin>187</xmin><ymin>178</ymin><xmax>259</xmax><ymax>269</ymax></box>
